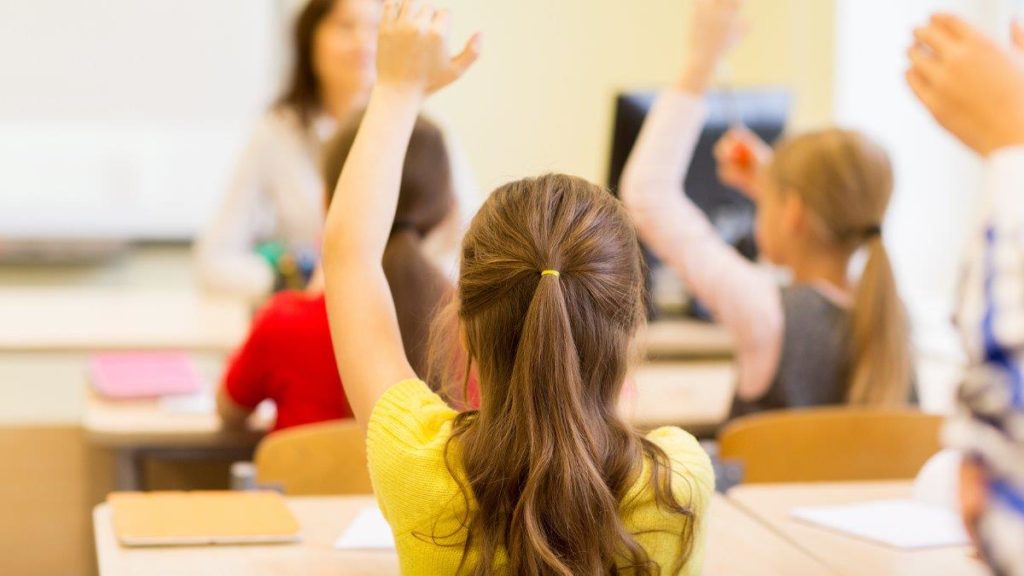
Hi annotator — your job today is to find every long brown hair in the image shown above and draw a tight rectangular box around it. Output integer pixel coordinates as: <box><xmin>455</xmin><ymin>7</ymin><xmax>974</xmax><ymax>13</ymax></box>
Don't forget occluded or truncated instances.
<box><xmin>769</xmin><ymin>129</ymin><xmax>912</xmax><ymax>405</ymax></box>
<box><xmin>277</xmin><ymin>0</ymin><xmax>338</xmax><ymax>127</ymax></box>
<box><xmin>322</xmin><ymin>113</ymin><xmax>453</xmax><ymax>375</ymax></box>
<box><xmin>439</xmin><ymin>175</ymin><xmax>695</xmax><ymax>574</ymax></box>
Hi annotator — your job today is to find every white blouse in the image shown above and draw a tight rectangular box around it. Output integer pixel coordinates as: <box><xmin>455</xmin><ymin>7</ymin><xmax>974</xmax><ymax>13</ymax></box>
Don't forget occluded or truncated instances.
<box><xmin>195</xmin><ymin>107</ymin><xmax>480</xmax><ymax>301</ymax></box>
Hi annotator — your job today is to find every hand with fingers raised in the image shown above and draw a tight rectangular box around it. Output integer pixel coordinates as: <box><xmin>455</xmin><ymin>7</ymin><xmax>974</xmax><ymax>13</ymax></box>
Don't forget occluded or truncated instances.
<box><xmin>376</xmin><ymin>0</ymin><xmax>481</xmax><ymax>98</ymax></box>
<box><xmin>906</xmin><ymin>13</ymin><xmax>1024</xmax><ymax>156</ymax></box>
<box><xmin>713</xmin><ymin>126</ymin><xmax>772</xmax><ymax>199</ymax></box>
<box><xmin>679</xmin><ymin>0</ymin><xmax>747</xmax><ymax>93</ymax></box>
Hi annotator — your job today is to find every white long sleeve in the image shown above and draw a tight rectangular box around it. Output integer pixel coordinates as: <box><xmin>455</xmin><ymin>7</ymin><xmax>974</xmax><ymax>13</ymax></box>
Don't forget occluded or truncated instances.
<box><xmin>195</xmin><ymin>110</ymin><xmax>323</xmax><ymax>301</ymax></box>
<box><xmin>957</xmin><ymin>147</ymin><xmax>1024</xmax><ymax>369</ymax></box>
<box><xmin>195</xmin><ymin>109</ymin><xmax>480</xmax><ymax>301</ymax></box>
<box><xmin>620</xmin><ymin>90</ymin><xmax>784</xmax><ymax>400</ymax></box>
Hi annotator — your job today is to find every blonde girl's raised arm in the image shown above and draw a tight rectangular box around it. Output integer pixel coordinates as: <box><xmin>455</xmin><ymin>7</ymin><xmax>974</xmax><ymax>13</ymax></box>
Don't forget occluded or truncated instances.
<box><xmin>322</xmin><ymin>0</ymin><xmax>480</xmax><ymax>429</ymax></box>
<box><xmin>620</xmin><ymin>0</ymin><xmax>783</xmax><ymax>400</ymax></box>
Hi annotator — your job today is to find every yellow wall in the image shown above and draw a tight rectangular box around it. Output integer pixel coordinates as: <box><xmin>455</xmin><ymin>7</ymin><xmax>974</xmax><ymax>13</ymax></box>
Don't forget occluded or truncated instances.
<box><xmin>427</xmin><ymin>0</ymin><xmax>836</xmax><ymax>195</ymax></box>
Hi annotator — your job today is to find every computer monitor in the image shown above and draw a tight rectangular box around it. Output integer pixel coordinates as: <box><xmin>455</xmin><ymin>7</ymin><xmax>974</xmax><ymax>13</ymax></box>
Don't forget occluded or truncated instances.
<box><xmin>607</xmin><ymin>89</ymin><xmax>790</xmax><ymax>318</ymax></box>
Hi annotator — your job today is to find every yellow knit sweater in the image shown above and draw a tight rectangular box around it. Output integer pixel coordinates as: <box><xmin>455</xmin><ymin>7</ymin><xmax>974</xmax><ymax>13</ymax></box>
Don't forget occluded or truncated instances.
<box><xmin>366</xmin><ymin>379</ymin><xmax>715</xmax><ymax>575</ymax></box>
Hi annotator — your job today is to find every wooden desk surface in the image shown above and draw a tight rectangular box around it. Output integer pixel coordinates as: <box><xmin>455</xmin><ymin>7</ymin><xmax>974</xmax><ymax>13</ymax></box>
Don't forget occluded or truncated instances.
<box><xmin>94</xmin><ymin>496</ymin><xmax>398</xmax><ymax>576</ymax></box>
<box><xmin>704</xmin><ymin>494</ymin><xmax>837</xmax><ymax>575</ymax></box>
<box><xmin>84</xmin><ymin>357</ymin><xmax>734</xmax><ymax>448</ymax></box>
<box><xmin>728</xmin><ymin>481</ymin><xmax>988</xmax><ymax>576</ymax></box>
<box><xmin>0</xmin><ymin>287</ymin><xmax>248</xmax><ymax>352</ymax></box>
<box><xmin>94</xmin><ymin>494</ymin><xmax>826</xmax><ymax>576</ymax></box>
<box><xmin>629</xmin><ymin>361</ymin><xmax>735</xmax><ymax>431</ymax></box>
<box><xmin>643</xmin><ymin>319</ymin><xmax>734</xmax><ymax>359</ymax></box>
<box><xmin>82</xmin><ymin>355</ymin><xmax>270</xmax><ymax>448</ymax></box>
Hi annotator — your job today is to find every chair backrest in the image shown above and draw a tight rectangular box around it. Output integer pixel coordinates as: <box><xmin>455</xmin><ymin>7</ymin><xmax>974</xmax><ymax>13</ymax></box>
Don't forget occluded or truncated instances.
<box><xmin>254</xmin><ymin>419</ymin><xmax>372</xmax><ymax>495</ymax></box>
<box><xmin>718</xmin><ymin>408</ymin><xmax>944</xmax><ymax>484</ymax></box>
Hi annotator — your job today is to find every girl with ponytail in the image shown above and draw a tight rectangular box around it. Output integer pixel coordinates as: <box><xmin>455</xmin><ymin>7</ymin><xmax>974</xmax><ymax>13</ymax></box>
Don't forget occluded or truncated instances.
<box><xmin>322</xmin><ymin>2</ymin><xmax>712</xmax><ymax>574</ymax></box>
<box><xmin>622</xmin><ymin>0</ymin><xmax>911</xmax><ymax>415</ymax></box>
<box><xmin>766</xmin><ymin>132</ymin><xmax>910</xmax><ymax>406</ymax></box>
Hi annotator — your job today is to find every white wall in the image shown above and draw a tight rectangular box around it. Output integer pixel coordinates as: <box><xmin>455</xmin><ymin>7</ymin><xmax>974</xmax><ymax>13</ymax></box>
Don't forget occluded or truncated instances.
<box><xmin>0</xmin><ymin>0</ymin><xmax>834</xmax><ymax>240</ymax></box>
<box><xmin>0</xmin><ymin>0</ymin><xmax>281</xmax><ymax>239</ymax></box>
<box><xmin>834</xmin><ymin>0</ymin><xmax>1014</xmax><ymax>410</ymax></box>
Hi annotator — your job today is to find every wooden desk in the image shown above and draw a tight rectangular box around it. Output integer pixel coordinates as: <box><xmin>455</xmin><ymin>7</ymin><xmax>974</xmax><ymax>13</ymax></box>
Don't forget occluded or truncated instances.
<box><xmin>705</xmin><ymin>494</ymin><xmax>836</xmax><ymax>575</ymax></box>
<box><xmin>630</xmin><ymin>361</ymin><xmax>735</xmax><ymax>433</ymax></box>
<box><xmin>86</xmin><ymin>359</ymin><xmax>735</xmax><ymax>446</ymax></box>
<box><xmin>643</xmin><ymin>319</ymin><xmax>734</xmax><ymax>360</ymax></box>
<box><xmin>94</xmin><ymin>496</ymin><xmax>397</xmax><ymax>576</ymax></box>
<box><xmin>88</xmin><ymin>359</ymin><xmax>729</xmax><ymax>490</ymax></box>
<box><xmin>84</xmin><ymin>355</ymin><xmax>732</xmax><ymax>489</ymax></box>
<box><xmin>94</xmin><ymin>494</ymin><xmax>825</xmax><ymax>576</ymax></box>
<box><xmin>0</xmin><ymin>288</ymin><xmax>248</xmax><ymax>352</ymax></box>
<box><xmin>728</xmin><ymin>481</ymin><xmax>988</xmax><ymax>576</ymax></box>
<box><xmin>83</xmin><ymin>354</ymin><xmax>271</xmax><ymax>491</ymax></box>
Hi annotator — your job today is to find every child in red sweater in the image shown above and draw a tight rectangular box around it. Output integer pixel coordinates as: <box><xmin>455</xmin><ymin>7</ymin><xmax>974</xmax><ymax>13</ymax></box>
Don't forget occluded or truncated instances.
<box><xmin>217</xmin><ymin>114</ymin><xmax>456</xmax><ymax>432</ymax></box>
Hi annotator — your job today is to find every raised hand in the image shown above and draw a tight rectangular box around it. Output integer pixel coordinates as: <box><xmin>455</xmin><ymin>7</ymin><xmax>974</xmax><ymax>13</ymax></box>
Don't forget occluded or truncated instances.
<box><xmin>679</xmin><ymin>0</ymin><xmax>747</xmax><ymax>93</ymax></box>
<box><xmin>714</xmin><ymin>127</ymin><xmax>771</xmax><ymax>199</ymax></box>
<box><xmin>376</xmin><ymin>0</ymin><xmax>481</xmax><ymax>98</ymax></box>
<box><xmin>907</xmin><ymin>13</ymin><xmax>1024</xmax><ymax>156</ymax></box>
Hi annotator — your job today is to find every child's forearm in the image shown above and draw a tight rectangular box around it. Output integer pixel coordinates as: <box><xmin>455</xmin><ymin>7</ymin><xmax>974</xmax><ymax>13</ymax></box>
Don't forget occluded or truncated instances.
<box><xmin>678</xmin><ymin>0</ymin><xmax>745</xmax><ymax>95</ymax></box>
<box><xmin>322</xmin><ymin>3</ymin><xmax>479</xmax><ymax>428</ymax></box>
<box><xmin>677</xmin><ymin>62</ymin><xmax>717</xmax><ymax>96</ymax></box>
<box><xmin>216</xmin><ymin>386</ymin><xmax>254</xmax><ymax>429</ymax></box>
<box><xmin>621</xmin><ymin>90</ymin><xmax>716</xmax><ymax>281</ymax></box>
<box><xmin>324</xmin><ymin>87</ymin><xmax>422</xmax><ymax>265</ymax></box>
<box><xmin>621</xmin><ymin>91</ymin><xmax>783</xmax><ymax>401</ymax></box>
<box><xmin>959</xmin><ymin>147</ymin><xmax>1024</xmax><ymax>366</ymax></box>
<box><xmin>321</xmin><ymin>86</ymin><xmax>422</xmax><ymax>427</ymax></box>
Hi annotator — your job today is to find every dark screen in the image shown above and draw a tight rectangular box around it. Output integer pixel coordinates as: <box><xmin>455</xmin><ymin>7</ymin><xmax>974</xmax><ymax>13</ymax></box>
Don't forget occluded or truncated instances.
<box><xmin>606</xmin><ymin>89</ymin><xmax>790</xmax><ymax>318</ymax></box>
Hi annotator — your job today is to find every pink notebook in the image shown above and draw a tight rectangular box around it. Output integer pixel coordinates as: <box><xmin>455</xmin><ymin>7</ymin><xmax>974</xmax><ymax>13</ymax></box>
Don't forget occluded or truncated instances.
<box><xmin>90</xmin><ymin>353</ymin><xmax>204</xmax><ymax>399</ymax></box>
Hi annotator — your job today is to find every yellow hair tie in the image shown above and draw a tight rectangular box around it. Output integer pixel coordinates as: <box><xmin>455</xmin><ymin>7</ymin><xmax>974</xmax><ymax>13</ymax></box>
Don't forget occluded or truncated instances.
<box><xmin>541</xmin><ymin>270</ymin><xmax>560</xmax><ymax>278</ymax></box>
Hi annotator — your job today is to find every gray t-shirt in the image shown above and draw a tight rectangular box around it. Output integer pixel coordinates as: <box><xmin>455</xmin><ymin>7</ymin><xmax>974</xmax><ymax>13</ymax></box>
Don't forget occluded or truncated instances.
<box><xmin>730</xmin><ymin>284</ymin><xmax>850</xmax><ymax>418</ymax></box>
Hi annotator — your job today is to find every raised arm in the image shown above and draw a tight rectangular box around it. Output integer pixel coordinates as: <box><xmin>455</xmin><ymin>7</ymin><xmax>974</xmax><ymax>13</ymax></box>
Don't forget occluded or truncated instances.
<box><xmin>322</xmin><ymin>0</ymin><xmax>480</xmax><ymax>429</ymax></box>
<box><xmin>908</xmin><ymin>14</ymin><xmax>1024</xmax><ymax>361</ymax></box>
<box><xmin>908</xmin><ymin>15</ymin><xmax>1024</xmax><ymax>561</ymax></box>
<box><xmin>907</xmin><ymin>14</ymin><xmax>1024</xmax><ymax>158</ymax></box>
<box><xmin>620</xmin><ymin>0</ymin><xmax>783</xmax><ymax>400</ymax></box>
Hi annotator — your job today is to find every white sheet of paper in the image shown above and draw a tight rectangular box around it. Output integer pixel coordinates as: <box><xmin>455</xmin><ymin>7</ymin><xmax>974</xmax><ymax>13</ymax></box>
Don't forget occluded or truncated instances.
<box><xmin>255</xmin><ymin>399</ymin><xmax>276</xmax><ymax>422</ymax></box>
<box><xmin>159</xmin><ymin>394</ymin><xmax>277</xmax><ymax>422</ymax></box>
<box><xmin>334</xmin><ymin>507</ymin><xmax>395</xmax><ymax>551</ymax></box>
<box><xmin>159</xmin><ymin>392</ymin><xmax>215</xmax><ymax>414</ymax></box>
<box><xmin>791</xmin><ymin>499</ymin><xmax>970</xmax><ymax>550</ymax></box>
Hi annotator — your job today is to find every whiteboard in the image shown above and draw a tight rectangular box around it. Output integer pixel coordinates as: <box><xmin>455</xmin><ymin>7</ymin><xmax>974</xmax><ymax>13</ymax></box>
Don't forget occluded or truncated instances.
<box><xmin>0</xmin><ymin>0</ymin><xmax>285</xmax><ymax>240</ymax></box>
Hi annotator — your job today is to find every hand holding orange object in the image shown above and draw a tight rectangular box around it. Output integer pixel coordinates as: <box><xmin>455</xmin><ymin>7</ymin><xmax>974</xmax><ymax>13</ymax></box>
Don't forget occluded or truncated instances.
<box><xmin>730</xmin><ymin>138</ymin><xmax>754</xmax><ymax>168</ymax></box>
<box><xmin>714</xmin><ymin>126</ymin><xmax>771</xmax><ymax>199</ymax></box>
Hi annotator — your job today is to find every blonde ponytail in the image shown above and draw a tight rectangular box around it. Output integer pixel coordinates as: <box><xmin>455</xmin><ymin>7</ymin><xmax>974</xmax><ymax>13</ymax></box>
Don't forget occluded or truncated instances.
<box><xmin>848</xmin><ymin>234</ymin><xmax>912</xmax><ymax>404</ymax></box>
<box><xmin>771</xmin><ymin>129</ymin><xmax>913</xmax><ymax>406</ymax></box>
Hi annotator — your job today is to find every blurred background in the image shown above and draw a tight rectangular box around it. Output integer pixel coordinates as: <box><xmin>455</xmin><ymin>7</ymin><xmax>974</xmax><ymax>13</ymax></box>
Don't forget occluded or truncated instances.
<box><xmin>0</xmin><ymin>0</ymin><xmax>1017</xmax><ymax>573</ymax></box>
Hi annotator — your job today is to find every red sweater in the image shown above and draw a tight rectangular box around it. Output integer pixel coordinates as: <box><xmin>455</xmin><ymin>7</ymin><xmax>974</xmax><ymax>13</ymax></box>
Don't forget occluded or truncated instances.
<box><xmin>224</xmin><ymin>291</ymin><xmax>352</xmax><ymax>432</ymax></box>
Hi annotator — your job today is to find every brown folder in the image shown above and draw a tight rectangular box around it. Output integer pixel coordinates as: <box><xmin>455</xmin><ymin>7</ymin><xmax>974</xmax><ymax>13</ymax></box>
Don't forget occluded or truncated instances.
<box><xmin>109</xmin><ymin>491</ymin><xmax>302</xmax><ymax>546</ymax></box>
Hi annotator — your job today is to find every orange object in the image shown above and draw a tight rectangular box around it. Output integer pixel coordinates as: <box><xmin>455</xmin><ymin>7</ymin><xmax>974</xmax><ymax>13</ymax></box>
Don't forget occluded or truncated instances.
<box><xmin>731</xmin><ymin>141</ymin><xmax>754</xmax><ymax>168</ymax></box>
